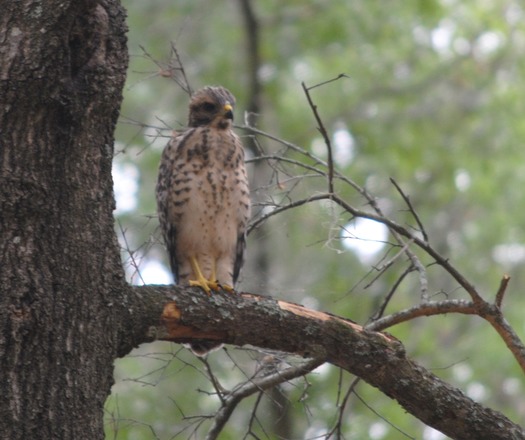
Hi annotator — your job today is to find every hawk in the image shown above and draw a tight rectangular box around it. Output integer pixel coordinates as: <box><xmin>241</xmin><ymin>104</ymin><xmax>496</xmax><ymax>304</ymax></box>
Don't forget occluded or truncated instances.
<box><xmin>156</xmin><ymin>85</ymin><xmax>250</xmax><ymax>297</ymax></box>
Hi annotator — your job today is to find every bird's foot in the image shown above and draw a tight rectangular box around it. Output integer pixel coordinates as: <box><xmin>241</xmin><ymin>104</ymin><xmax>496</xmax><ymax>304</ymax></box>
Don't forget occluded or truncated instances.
<box><xmin>189</xmin><ymin>256</ymin><xmax>220</xmax><ymax>295</ymax></box>
<box><xmin>188</xmin><ymin>257</ymin><xmax>234</xmax><ymax>294</ymax></box>
<box><xmin>189</xmin><ymin>277</ymin><xmax>220</xmax><ymax>295</ymax></box>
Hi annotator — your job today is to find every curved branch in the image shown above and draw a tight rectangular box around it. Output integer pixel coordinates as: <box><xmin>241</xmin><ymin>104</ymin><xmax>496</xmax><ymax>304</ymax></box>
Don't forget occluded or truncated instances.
<box><xmin>247</xmin><ymin>193</ymin><xmax>333</xmax><ymax>234</ymax></box>
<box><xmin>367</xmin><ymin>299</ymin><xmax>478</xmax><ymax>331</ymax></box>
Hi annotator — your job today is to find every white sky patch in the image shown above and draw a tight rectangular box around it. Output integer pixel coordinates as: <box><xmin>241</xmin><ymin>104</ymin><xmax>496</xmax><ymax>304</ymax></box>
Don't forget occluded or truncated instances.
<box><xmin>475</xmin><ymin>31</ymin><xmax>504</xmax><ymax>56</ymax></box>
<box><xmin>505</xmin><ymin>3</ymin><xmax>523</xmax><ymax>26</ymax></box>
<box><xmin>304</xmin><ymin>425</ymin><xmax>328</xmax><ymax>440</ymax></box>
<box><xmin>452</xmin><ymin>363</ymin><xmax>472</xmax><ymax>382</ymax></box>
<box><xmin>453</xmin><ymin>37</ymin><xmax>471</xmax><ymax>56</ymax></box>
<box><xmin>369</xmin><ymin>422</ymin><xmax>388</xmax><ymax>439</ymax></box>
<box><xmin>502</xmin><ymin>377</ymin><xmax>521</xmax><ymax>396</ymax></box>
<box><xmin>431</xmin><ymin>20</ymin><xmax>455</xmax><ymax>54</ymax></box>
<box><xmin>312</xmin><ymin>362</ymin><xmax>331</xmax><ymax>377</ymax></box>
<box><xmin>466</xmin><ymin>382</ymin><xmax>487</xmax><ymax>401</ymax></box>
<box><xmin>292</xmin><ymin>60</ymin><xmax>312</xmax><ymax>80</ymax></box>
<box><xmin>112</xmin><ymin>161</ymin><xmax>139</xmax><ymax>214</ymax></box>
<box><xmin>454</xmin><ymin>168</ymin><xmax>471</xmax><ymax>192</ymax></box>
<box><xmin>341</xmin><ymin>218</ymin><xmax>389</xmax><ymax>263</ymax></box>
<box><xmin>423</xmin><ymin>426</ymin><xmax>447</xmax><ymax>440</ymax></box>
<box><xmin>134</xmin><ymin>259</ymin><xmax>172</xmax><ymax>285</ymax></box>
<box><xmin>258</xmin><ymin>63</ymin><xmax>277</xmax><ymax>83</ymax></box>
<box><xmin>492</xmin><ymin>243</ymin><xmax>525</xmax><ymax>266</ymax></box>
<box><xmin>311</xmin><ymin>122</ymin><xmax>356</xmax><ymax>167</ymax></box>
<box><xmin>311</xmin><ymin>137</ymin><xmax>326</xmax><ymax>158</ymax></box>
<box><xmin>333</xmin><ymin>122</ymin><xmax>356</xmax><ymax>167</ymax></box>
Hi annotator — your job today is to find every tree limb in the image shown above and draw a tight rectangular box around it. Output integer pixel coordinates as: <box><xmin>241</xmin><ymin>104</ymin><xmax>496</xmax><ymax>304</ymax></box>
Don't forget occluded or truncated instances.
<box><xmin>130</xmin><ymin>284</ymin><xmax>525</xmax><ymax>440</ymax></box>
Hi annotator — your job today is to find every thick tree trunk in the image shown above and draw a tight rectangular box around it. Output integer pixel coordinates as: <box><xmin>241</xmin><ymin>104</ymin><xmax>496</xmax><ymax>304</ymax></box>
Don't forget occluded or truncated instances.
<box><xmin>0</xmin><ymin>1</ymin><xmax>128</xmax><ymax>438</ymax></box>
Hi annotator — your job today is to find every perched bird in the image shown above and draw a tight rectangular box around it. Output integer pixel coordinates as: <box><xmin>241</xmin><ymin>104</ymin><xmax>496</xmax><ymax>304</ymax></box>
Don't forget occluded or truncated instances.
<box><xmin>156</xmin><ymin>86</ymin><xmax>250</xmax><ymax>354</ymax></box>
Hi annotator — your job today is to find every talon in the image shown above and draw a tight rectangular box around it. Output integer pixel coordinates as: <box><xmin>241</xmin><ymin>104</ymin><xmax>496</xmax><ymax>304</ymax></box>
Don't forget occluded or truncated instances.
<box><xmin>219</xmin><ymin>283</ymin><xmax>235</xmax><ymax>294</ymax></box>
<box><xmin>189</xmin><ymin>278</ymin><xmax>213</xmax><ymax>294</ymax></box>
<box><xmin>189</xmin><ymin>257</ymin><xmax>221</xmax><ymax>294</ymax></box>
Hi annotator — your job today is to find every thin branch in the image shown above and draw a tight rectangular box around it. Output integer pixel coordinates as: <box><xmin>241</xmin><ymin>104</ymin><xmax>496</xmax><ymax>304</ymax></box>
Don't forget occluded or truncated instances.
<box><xmin>372</xmin><ymin>239</ymin><xmax>414</xmax><ymax>273</ymax></box>
<box><xmin>240</xmin><ymin>127</ymin><xmax>430</xmax><ymax>300</ymax></box>
<box><xmin>366</xmin><ymin>299</ymin><xmax>478</xmax><ymax>331</ymax></box>
<box><xmin>364</xmin><ymin>287</ymin><xmax>525</xmax><ymax>373</ymax></box>
<box><xmin>205</xmin><ymin>358</ymin><xmax>324</xmax><ymax>440</ymax></box>
<box><xmin>495</xmin><ymin>274</ymin><xmax>511</xmax><ymax>308</ymax></box>
<box><xmin>301</xmin><ymin>81</ymin><xmax>335</xmax><ymax>195</ymax></box>
<box><xmin>326</xmin><ymin>376</ymin><xmax>361</xmax><ymax>439</ymax></box>
<box><xmin>168</xmin><ymin>42</ymin><xmax>193</xmax><ymax>96</ymax></box>
<box><xmin>353</xmin><ymin>391</ymin><xmax>415</xmax><ymax>439</ymax></box>
<box><xmin>328</xmin><ymin>193</ymin><xmax>484</xmax><ymax>303</ymax></box>
<box><xmin>481</xmin><ymin>304</ymin><xmax>525</xmax><ymax>374</ymax></box>
<box><xmin>198</xmin><ymin>357</ymin><xmax>226</xmax><ymax>405</ymax></box>
<box><xmin>390</xmin><ymin>177</ymin><xmax>429</xmax><ymax>243</ymax></box>
<box><xmin>306</xmin><ymin>73</ymin><xmax>350</xmax><ymax>90</ymax></box>
<box><xmin>247</xmin><ymin>193</ymin><xmax>334</xmax><ymax>234</ymax></box>
<box><xmin>116</xmin><ymin>220</ymin><xmax>146</xmax><ymax>285</ymax></box>
<box><xmin>370</xmin><ymin>266</ymin><xmax>414</xmax><ymax>322</ymax></box>
<box><xmin>238</xmin><ymin>125</ymin><xmax>371</xmax><ymax>200</ymax></box>
<box><xmin>245</xmin><ymin>391</ymin><xmax>265</xmax><ymax>439</ymax></box>
<box><xmin>245</xmin><ymin>154</ymin><xmax>328</xmax><ymax>178</ymax></box>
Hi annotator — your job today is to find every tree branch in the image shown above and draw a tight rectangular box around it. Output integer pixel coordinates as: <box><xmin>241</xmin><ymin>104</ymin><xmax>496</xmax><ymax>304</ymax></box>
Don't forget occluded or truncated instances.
<box><xmin>128</xmin><ymin>284</ymin><xmax>525</xmax><ymax>439</ymax></box>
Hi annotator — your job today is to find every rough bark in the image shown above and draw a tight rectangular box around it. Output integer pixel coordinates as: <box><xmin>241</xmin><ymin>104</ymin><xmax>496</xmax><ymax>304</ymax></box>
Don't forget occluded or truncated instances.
<box><xmin>0</xmin><ymin>1</ymin><xmax>128</xmax><ymax>439</ymax></box>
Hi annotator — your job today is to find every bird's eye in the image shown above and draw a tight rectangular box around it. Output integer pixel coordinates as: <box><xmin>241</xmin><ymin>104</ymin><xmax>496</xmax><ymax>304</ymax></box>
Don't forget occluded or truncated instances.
<box><xmin>201</xmin><ymin>102</ymin><xmax>216</xmax><ymax>112</ymax></box>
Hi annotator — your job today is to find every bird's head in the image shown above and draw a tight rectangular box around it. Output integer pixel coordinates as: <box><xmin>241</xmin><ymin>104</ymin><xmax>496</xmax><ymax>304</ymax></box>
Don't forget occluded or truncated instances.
<box><xmin>188</xmin><ymin>86</ymin><xmax>236</xmax><ymax>129</ymax></box>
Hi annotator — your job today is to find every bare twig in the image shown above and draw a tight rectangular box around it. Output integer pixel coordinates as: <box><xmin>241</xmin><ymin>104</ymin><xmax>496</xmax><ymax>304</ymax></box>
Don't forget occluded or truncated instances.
<box><xmin>306</xmin><ymin>73</ymin><xmax>350</xmax><ymax>90</ymax></box>
<box><xmin>238</xmin><ymin>125</ymin><xmax>371</xmax><ymax>199</ymax></box>
<box><xmin>246</xmin><ymin>391</ymin><xmax>266</xmax><ymax>439</ymax></box>
<box><xmin>390</xmin><ymin>177</ymin><xmax>429</xmax><ymax>243</ymax></box>
<box><xmin>366</xmin><ymin>299</ymin><xmax>478</xmax><ymax>332</ymax></box>
<box><xmin>370</xmin><ymin>266</ymin><xmax>414</xmax><ymax>322</ymax></box>
<box><xmin>373</xmin><ymin>239</ymin><xmax>415</xmax><ymax>273</ymax></box>
<box><xmin>326</xmin><ymin>376</ymin><xmax>361</xmax><ymax>439</ymax></box>
<box><xmin>198</xmin><ymin>357</ymin><xmax>226</xmax><ymax>404</ymax></box>
<box><xmin>240</xmin><ymin>126</ymin><xmax>430</xmax><ymax>301</ymax></box>
<box><xmin>353</xmin><ymin>391</ymin><xmax>415</xmax><ymax>439</ymax></box>
<box><xmin>247</xmin><ymin>193</ymin><xmax>335</xmax><ymax>234</ymax></box>
<box><xmin>328</xmin><ymin>193</ymin><xmax>484</xmax><ymax>303</ymax></box>
<box><xmin>116</xmin><ymin>220</ymin><xmax>146</xmax><ymax>285</ymax></box>
<box><xmin>495</xmin><ymin>274</ymin><xmax>511</xmax><ymax>308</ymax></box>
<box><xmin>302</xmin><ymin>81</ymin><xmax>335</xmax><ymax>195</ymax></box>
<box><xmin>168</xmin><ymin>42</ymin><xmax>193</xmax><ymax>96</ymax></box>
<box><xmin>136</xmin><ymin>43</ymin><xmax>192</xmax><ymax>96</ymax></box>
<box><xmin>481</xmin><ymin>304</ymin><xmax>525</xmax><ymax>373</ymax></box>
<box><xmin>205</xmin><ymin>358</ymin><xmax>324</xmax><ymax>440</ymax></box>
<box><xmin>367</xmin><ymin>293</ymin><xmax>525</xmax><ymax>373</ymax></box>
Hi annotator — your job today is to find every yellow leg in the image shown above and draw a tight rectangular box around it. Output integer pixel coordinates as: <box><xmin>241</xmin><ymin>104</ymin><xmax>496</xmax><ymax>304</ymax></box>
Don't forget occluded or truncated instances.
<box><xmin>189</xmin><ymin>257</ymin><xmax>219</xmax><ymax>294</ymax></box>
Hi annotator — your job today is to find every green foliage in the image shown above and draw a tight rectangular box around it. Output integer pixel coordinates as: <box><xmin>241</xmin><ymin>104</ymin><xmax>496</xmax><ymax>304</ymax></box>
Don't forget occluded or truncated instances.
<box><xmin>108</xmin><ymin>0</ymin><xmax>525</xmax><ymax>438</ymax></box>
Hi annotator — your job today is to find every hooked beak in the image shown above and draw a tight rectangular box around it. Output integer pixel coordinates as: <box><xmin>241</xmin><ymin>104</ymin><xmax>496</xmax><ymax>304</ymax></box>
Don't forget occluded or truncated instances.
<box><xmin>223</xmin><ymin>103</ymin><xmax>234</xmax><ymax>121</ymax></box>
